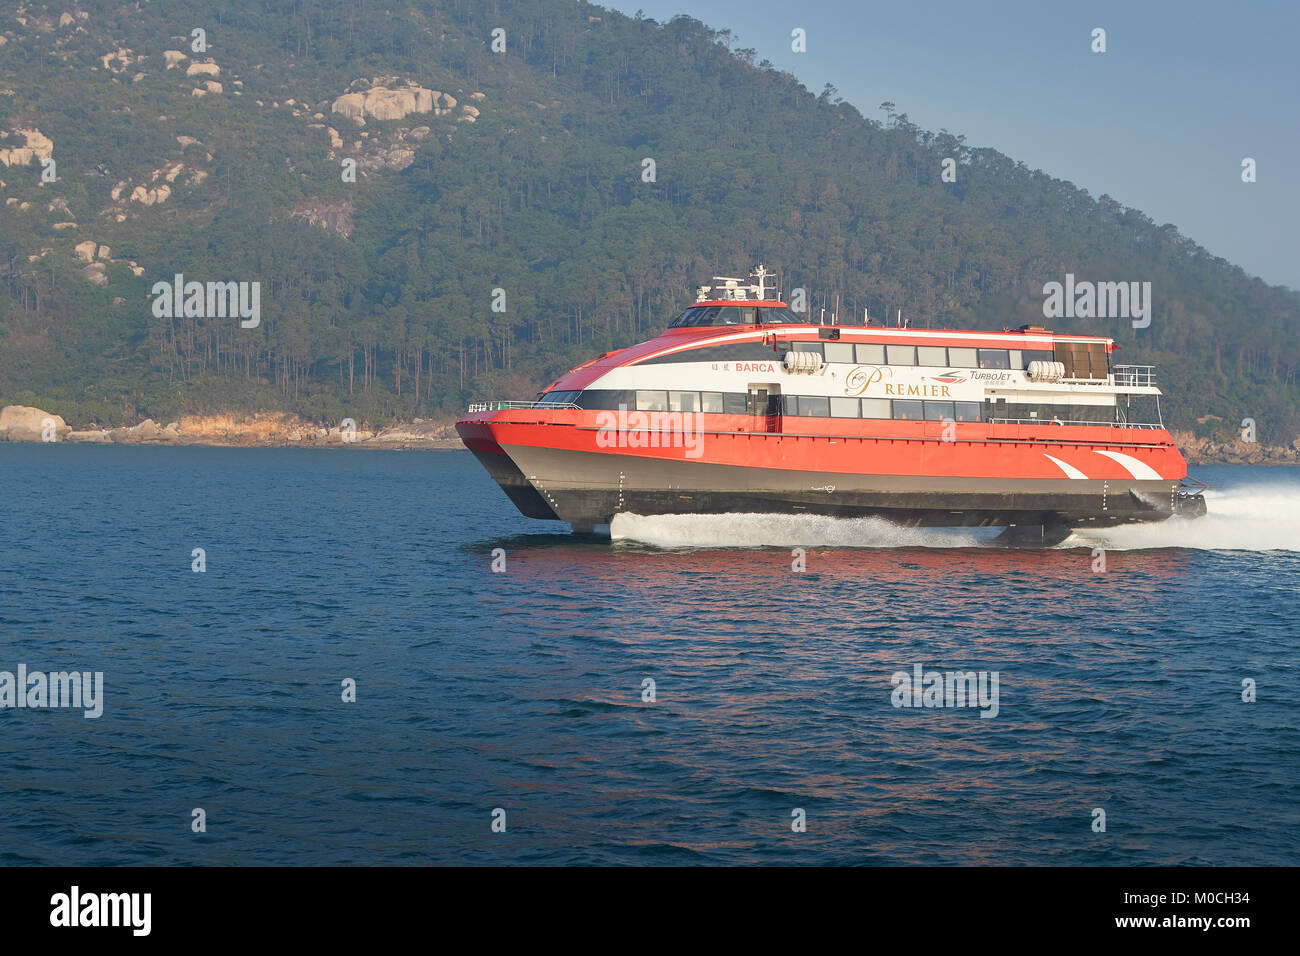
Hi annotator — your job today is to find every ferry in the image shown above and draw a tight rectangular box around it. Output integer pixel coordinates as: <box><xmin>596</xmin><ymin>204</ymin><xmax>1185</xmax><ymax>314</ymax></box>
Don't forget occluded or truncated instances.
<box><xmin>457</xmin><ymin>266</ymin><xmax>1206</xmax><ymax>545</ymax></box>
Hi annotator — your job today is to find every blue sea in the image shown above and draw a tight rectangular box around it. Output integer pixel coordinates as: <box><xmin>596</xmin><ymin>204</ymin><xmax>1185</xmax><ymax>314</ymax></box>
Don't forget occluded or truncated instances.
<box><xmin>1</xmin><ymin>444</ymin><xmax>1297</xmax><ymax>865</ymax></box>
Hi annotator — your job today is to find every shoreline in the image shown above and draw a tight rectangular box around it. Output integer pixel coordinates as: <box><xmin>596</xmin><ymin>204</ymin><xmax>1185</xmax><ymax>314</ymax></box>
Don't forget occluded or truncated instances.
<box><xmin>2</xmin><ymin>406</ymin><xmax>1297</xmax><ymax>464</ymax></box>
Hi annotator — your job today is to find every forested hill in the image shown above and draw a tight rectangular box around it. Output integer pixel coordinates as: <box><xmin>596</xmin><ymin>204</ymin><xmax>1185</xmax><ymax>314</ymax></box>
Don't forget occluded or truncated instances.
<box><xmin>1</xmin><ymin>0</ymin><xmax>1297</xmax><ymax>442</ymax></box>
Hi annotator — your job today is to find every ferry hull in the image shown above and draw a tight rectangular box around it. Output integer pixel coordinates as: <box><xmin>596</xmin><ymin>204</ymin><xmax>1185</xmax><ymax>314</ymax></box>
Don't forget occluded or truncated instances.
<box><xmin>499</xmin><ymin>444</ymin><xmax>1196</xmax><ymax>527</ymax></box>
<box><xmin>458</xmin><ymin>418</ymin><xmax>1205</xmax><ymax>531</ymax></box>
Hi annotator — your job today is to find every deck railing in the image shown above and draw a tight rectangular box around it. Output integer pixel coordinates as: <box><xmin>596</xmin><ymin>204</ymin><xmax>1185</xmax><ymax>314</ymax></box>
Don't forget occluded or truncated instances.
<box><xmin>987</xmin><ymin>417</ymin><xmax>1163</xmax><ymax>429</ymax></box>
<box><xmin>466</xmin><ymin>400</ymin><xmax>581</xmax><ymax>413</ymax></box>
<box><xmin>1112</xmin><ymin>365</ymin><xmax>1157</xmax><ymax>387</ymax></box>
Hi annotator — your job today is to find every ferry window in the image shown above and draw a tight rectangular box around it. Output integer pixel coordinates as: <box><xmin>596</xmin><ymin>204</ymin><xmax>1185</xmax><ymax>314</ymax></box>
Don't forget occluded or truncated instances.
<box><xmin>917</xmin><ymin>346</ymin><xmax>948</xmax><ymax>366</ymax></box>
<box><xmin>824</xmin><ymin>342</ymin><xmax>855</xmax><ymax>364</ymax></box>
<box><xmin>1008</xmin><ymin>349</ymin><xmax>1024</xmax><ymax>370</ymax></box>
<box><xmin>1022</xmin><ymin>349</ymin><xmax>1053</xmax><ymax>366</ymax></box>
<box><xmin>924</xmin><ymin>401</ymin><xmax>955</xmax><ymax>421</ymax></box>
<box><xmin>687</xmin><ymin>307</ymin><xmax>720</xmax><ymax>327</ymax></box>
<box><xmin>860</xmin><ymin>398</ymin><xmax>891</xmax><ymax>419</ymax></box>
<box><xmin>576</xmin><ymin>389</ymin><xmax>634</xmax><ymax>410</ymax></box>
<box><xmin>714</xmin><ymin>307</ymin><xmax>743</xmax><ymax>326</ymax></box>
<box><xmin>740</xmin><ymin>307</ymin><xmax>757</xmax><ymax>325</ymax></box>
<box><xmin>893</xmin><ymin>400</ymin><xmax>924</xmax><ymax>420</ymax></box>
<box><xmin>782</xmin><ymin>395</ymin><xmax>800</xmax><ymax>415</ymax></box>
<box><xmin>636</xmin><ymin>390</ymin><xmax>668</xmax><ymax>411</ymax></box>
<box><xmin>537</xmin><ymin>390</ymin><xmax>577</xmax><ymax>406</ymax></box>
<box><xmin>977</xmin><ymin>349</ymin><xmax>1010</xmax><ymax>369</ymax></box>
<box><xmin>954</xmin><ymin>402</ymin><xmax>982</xmax><ymax>422</ymax></box>
<box><xmin>760</xmin><ymin>307</ymin><xmax>802</xmax><ymax>324</ymax></box>
<box><xmin>723</xmin><ymin>392</ymin><xmax>748</xmax><ymax>415</ymax></box>
<box><xmin>701</xmin><ymin>392</ymin><xmax>724</xmax><ymax>414</ymax></box>
<box><xmin>947</xmin><ymin>346</ymin><xmax>977</xmax><ymax>367</ymax></box>
<box><xmin>799</xmin><ymin>396</ymin><xmax>830</xmax><ymax>417</ymax></box>
<box><xmin>887</xmin><ymin>345</ymin><xmax>917</xmax><ymax>366</ymax></box>
<box><xmin>856</xmin><ymin>343</ymin><xmax>886</xmax><ymax>365</ymax></box>
<box><xmin>669</xmin><ymin>391</ymin><xmax>699</xmax><ymax>412</ymax></box>
<box><xmin>830</xmin><ymin>397</ymin><xmax>859</xmax><ymax>418</ymax></box>
<box><xmin>792</xmin><ymin>342</ymin><xmax>825</xmax><ymax>357</ymax></box>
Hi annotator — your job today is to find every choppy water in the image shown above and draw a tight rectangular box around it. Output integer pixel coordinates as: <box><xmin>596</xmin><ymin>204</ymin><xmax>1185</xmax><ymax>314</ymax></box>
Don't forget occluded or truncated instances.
<box><xmin>1</xmin><ymin>446</ymin><xmax>1297</xmax><ymax>865</ymax></box>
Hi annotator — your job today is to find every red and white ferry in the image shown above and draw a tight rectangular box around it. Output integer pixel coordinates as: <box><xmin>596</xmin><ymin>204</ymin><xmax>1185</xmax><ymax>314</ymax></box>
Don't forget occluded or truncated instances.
<box><xmin>457</xmin><ymin>266</ymin><xmax>1206</xmax><ymax>544</ymax></box>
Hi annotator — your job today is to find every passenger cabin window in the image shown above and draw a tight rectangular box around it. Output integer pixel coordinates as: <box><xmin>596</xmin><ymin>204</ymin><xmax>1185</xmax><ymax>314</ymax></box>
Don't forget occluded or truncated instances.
<box><xmin>954</xmin><ymin>402</ymin><xmax>982</xmax><ymax>422</ymax></box>
<box><xmin>830</xmin><ymin>398</ymin><xmax>859</xmax><ymax>418</ymax></box>
<box><xmin>861</xmin><ymin>398</ymin><xmax>891</xmax><ymax>418</ymax></box>
<box><xmin>636</xmin><ymin>390</ymin><xmax>668</xmax><ymax>411</ymax></box>
<box><xmin>824</xmin><ymin>342</ymin><xmax>855</xmax><ymax>364</ymax></box>
<box><xmin>977</xmin><ymin>349</ymin><xmax>1011</xmax><ymax>369</ymax></box>
<box><xmin>856</xmin><ymin>343</ymin><xmax>886</xmax><ymax>364</ymax></box>
<box><xmin>701</xmin><ymin>392</ymin><xmax>724</xmax><ymax>414</ymax></box>
<box><xmin>887</xmin><ymin>345</ymin><xmax>917</xmax><ymax>366</ymax></box>
<box><xmin>669</xmin><ymin>391</ymin><xmax>698</xmax><ymax>412</ymax></box>
<box><xmin>947</xmin><ymin>347</ymin><xmax>978</xmax><ymax>367</ymax></box>
<box><xmin>792</xmin><ymin>342</ymin><xmax>825</xmax><ymax>358</ymax></box>
<box><xmin>924</xmin><ymin>401</ymin><xmax>955</xmax><ymax>421</ymax></box>
<box><xmin>917</xmin><ymin>346</ymin><xmax>948</xmax><ymax>366</ymax></box>
<box><xmin>893</xmin><ymin>400</ymin><xmax>924</xmax><ymax>420</ymax></box>
<box><xmin>799</xmin><ymin>396</ymin><xmax>830</xmax><ymax>418</ymax></box>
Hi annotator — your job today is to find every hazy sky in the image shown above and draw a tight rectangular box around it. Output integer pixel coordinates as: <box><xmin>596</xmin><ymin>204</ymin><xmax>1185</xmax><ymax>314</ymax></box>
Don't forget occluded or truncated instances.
<box><xmin>607</xmin><ymin>0</ymin><xmax>1300</xmax><ymax>290</ymax></box>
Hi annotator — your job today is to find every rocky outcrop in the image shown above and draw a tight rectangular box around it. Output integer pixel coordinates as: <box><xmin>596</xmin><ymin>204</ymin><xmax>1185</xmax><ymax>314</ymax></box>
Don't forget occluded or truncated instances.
<box><xmin>289</xmin><ymin>199</ymin><xmax>354</xmax><ymax>238</ymax></box>
<box><xmin>0</xmin><ymin>128</ymin><xmax>54</xmax><ymax>167</ymax></box>
<box><xmin>100</xmin><ymin>47</ymin><xmax>136</xmax><ymax>72</ymax></box>
<box><xmin>129</xmin><ymin>183</ymin><xmax>171</xmax><ymax>205</ymax></box>
<box><xmin>39</xmin><ymin>412</ymin><xmax>462</xmax><ymax>448</ymax></box>
<box><xmin>162</xmin><ymin>50</ymin><xmax>187</xmax><ymax>69</ymax></box>
<box><xmin>0</xmin><ymin>405</ymin><xmax>70</xmax><ymax>441</ymax></box>
<box><xmin>186</xmin><ymin>61</ymin><xmax>220</xmax><ymax>77</ymax></box>
<box><xmin>331</xmin><ymin>80</ymin><xmax>456</xmax><ymax>124</ymax></box>
<box><xmin>1171</xmin><ymin>430</ymin><xmax>1300</xmax><ymax>465</ymax></box>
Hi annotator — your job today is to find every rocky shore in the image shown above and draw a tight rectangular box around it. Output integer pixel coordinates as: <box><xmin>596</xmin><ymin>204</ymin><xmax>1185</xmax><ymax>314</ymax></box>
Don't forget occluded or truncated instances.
<box><xmin>1170</xmin><ymin>431</ymin><xmax>1300</xmax><ymax>466</ymax></box>
<box><xmin>0</xmin><ymin>405</ymin><xmax>461</xmax><ymax>449</ymax></box>
<box><xmin>2</xmin><ymin>405</ymin><xmax>1297</xmax><ymax>463</ymax></box>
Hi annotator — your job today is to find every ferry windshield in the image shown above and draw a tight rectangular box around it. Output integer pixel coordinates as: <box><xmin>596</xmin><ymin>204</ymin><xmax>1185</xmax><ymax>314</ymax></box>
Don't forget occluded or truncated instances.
<box><xmin>669</xmin><ymin>306</ymin><xmax>804</xmax><ymax>327</ymax></box>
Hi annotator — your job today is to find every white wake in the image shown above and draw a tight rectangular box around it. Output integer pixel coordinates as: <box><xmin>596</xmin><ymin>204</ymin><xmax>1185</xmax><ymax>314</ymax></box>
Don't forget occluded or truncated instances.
<box><xmin>611</xmin><ymin>512</ymin><xmax>990</xmax><ymax>549</ymax></box>
<box><xmin>610</xmin><ymin>484</ymin><xmax>1300</xmax><ymax>553</ymax></box>
<box><xmin>1066</xmin><ymin>485</ymin><xmax>1300</xmax><ymax>552</ymax></box>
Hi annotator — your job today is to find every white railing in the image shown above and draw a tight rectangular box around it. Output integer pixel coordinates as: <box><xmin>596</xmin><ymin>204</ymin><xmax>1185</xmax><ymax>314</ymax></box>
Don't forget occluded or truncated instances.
<box><xmin>988</xmin><ymin>417</ymin><xmax>1162</xmax><ymax>429</ymax></box>
<box><xmin>466</xmin><ymin>400</ymin><xmax>581</xmax><ymax>413</ymax></box>
<box><xmin>1112</xmin><ymin>365</ymin><xmax>1156</xmax><ymax>387</ymax></box>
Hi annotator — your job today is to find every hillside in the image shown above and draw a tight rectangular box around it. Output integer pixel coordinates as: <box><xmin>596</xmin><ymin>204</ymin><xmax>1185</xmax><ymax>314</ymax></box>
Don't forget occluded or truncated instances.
<box><xmin>1</xmin><ymin>0</ymin><xmax>1297</xmax><ymax>443</ymax></box>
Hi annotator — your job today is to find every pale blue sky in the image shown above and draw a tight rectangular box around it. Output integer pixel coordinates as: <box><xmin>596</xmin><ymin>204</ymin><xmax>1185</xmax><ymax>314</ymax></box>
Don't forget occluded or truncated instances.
<box><xmin>609</xmin><ymin>0</ymin><xmax>1300</xmax><ymax>289</ymax></box>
